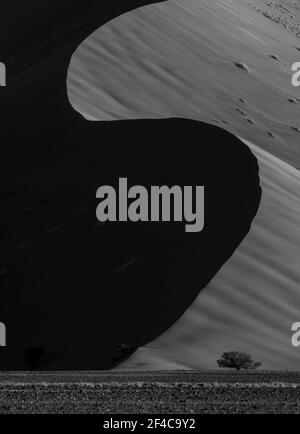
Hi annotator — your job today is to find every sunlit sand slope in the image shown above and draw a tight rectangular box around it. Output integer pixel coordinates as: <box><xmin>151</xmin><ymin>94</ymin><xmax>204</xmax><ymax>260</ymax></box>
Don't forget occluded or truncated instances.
<box><xmin>122</xmin><ymin>143</ymin><xmax>300</xmax><ymax>371</ymax></box>
<box><xmin>68</xmin><ymin>0</ymin><xmax>300</xmax><ymax>169</ymax></box>
<box><xmin>0</xmin><ymin>0</ymin><xmax>261</xmax><ymax>370</ymax></box>
<box><xmin>67</xmin><ymin>0</ymin><xmax>300</xmax><ymax>370</ymax></box>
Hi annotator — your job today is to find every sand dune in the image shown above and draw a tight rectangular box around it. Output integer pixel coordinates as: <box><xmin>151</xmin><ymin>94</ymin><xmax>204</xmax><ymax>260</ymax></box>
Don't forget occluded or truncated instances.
<box><xmin>68</xmin><ymin>0</ymin><xmax>300</xmax><ymax>169</ymax></box>
<box><xmin>67</xmin><ymin>0</ymin><xmax>300</xmax><ymax>370</ymax></box>
<box><xmin>122</xmin><ymin>142</ymin><xmax>300</xmax><ymax>370</ymax></box>
<box><xmin>1</xmin><ymin>0</ymin><xmax>299</xmax><ymax>370</ymax></box>
<box><xmin>0</xmin><ymin>0</ymin><xmax>262</xmax><ymax>370</ymax></box>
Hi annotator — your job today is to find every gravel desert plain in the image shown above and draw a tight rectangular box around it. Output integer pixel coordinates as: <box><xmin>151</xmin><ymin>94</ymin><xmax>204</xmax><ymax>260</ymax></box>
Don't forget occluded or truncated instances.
<box><xmin>1</xmin><ymin>371</ymin><xmax>300</xmax><ymax>414</ymax></box>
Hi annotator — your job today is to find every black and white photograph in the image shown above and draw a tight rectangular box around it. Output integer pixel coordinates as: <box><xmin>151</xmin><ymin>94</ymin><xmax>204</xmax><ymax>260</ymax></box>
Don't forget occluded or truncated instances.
<box><xmin>0</xmin><ymin>0</ymin><xmax>300</xmax><ymax>418</ymax></box>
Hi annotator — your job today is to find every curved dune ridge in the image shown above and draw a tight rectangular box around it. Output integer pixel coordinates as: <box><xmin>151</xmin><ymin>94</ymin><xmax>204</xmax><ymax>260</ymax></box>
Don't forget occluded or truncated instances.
<box><xmin>68</xmin><ymin>0</ymin><xmax>300</xmax><ymax>168</ymax></box>
<box><xmin>0</xmin><ymin>0</ymin><xmax>261</xmax><ymax>370</ymax></box>
<box><xmin>121</xmin><ymin>142</ymin><xmax>300</xmax><ymax>370</ymax></box>
<box><xmin>67</xmin><ymin>0</ymin><xmax>300</xmax><ymax>369</ymax></box>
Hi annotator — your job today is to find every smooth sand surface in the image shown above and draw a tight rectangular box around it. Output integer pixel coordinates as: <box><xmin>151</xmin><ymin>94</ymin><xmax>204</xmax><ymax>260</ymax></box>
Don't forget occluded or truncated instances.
<box><xmin>122</xmin><ymin>142</ymin><xmax>300</xmax><ymax>370</ymax></box>
<box><xmin>68</xmin><ymin>0</ymin><xmax>300</xmax><ymax>168</ymax></box>
<box><xmin>0</xmin><ymin>0</ymin><xmax>261</xmax><ymax>369</ymax></box>
<box><xmin>67</xmin><ymin>0</ymin><xmax>300</xmax><ymax>370</ymax></box>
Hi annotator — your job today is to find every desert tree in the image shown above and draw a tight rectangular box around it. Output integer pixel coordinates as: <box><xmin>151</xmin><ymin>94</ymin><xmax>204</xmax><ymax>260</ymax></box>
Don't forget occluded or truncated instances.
<box><xmin>24</xmin><ymin>347</ymin><xmax>45</xmax><ymax>370</ymax></box>
<box><xmin>217</xmin><ymin>351</ymin><xmax>262</xmax><ymax>371</ymax></box>
<box><xmin>112</xmin><ymin>343</ymin><xmax>136</xmax><ymax>362</ymax></box>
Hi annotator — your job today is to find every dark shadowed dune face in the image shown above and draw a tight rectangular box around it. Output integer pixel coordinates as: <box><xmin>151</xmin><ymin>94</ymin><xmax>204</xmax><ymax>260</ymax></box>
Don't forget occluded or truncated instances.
<box><xmin>0</xmin><ymin>0</ymin><xmax>261</xmax><ymax>369</ymax></box>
